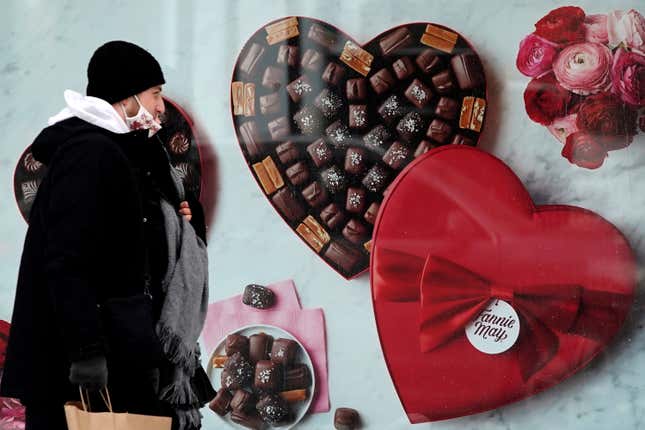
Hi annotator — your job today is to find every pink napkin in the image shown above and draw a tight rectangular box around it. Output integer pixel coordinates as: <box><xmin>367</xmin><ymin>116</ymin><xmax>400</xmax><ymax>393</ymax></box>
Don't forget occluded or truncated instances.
<box><xmin>202</xmin><ymin>280</ymin><xmax>330</xmax><ymax>413</ymax></box>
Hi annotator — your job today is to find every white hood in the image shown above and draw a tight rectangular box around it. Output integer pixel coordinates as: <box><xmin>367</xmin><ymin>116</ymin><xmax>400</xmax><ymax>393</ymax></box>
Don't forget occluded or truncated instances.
<box><xmin>48</xmin><ymin>90</ymin><xmax>130</xmax><ymax>134</ymax></box>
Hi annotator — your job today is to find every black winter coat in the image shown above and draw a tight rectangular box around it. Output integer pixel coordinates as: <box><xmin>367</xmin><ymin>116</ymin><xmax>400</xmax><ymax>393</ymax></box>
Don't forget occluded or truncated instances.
<box><xmin>0</xmin><ymin>117</ymin><xmax>207</xmax><ymax>412</ymax></box>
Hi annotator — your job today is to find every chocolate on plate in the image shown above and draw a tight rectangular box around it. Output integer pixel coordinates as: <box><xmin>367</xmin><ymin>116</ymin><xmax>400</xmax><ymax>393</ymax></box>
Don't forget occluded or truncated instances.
<box><xmin>232</xmin><ymin>18</ymin><xmax>487</xmax><ymax>277</ymax></box>
<box><xmin>249</xmin><ymin>332</ymin><xmax>274</xmax><ymax>363</ymax></box>
<box><xmin>209</xmin><ymin>390</ymin><xmax>233</xmax><ymax>416</ymax></box>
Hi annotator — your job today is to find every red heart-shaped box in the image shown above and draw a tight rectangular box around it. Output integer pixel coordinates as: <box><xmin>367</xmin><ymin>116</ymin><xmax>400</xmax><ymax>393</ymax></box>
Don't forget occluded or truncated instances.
<box><xmin>370</xmin><ymin>146</ymin><xmax>635</xmax><ymax>422</ymax></box>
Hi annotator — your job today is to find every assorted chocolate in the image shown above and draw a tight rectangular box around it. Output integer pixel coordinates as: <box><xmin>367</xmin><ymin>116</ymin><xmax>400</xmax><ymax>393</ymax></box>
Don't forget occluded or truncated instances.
<box><xmin>232</xmin><ymin>17</ymin><xmax>487</xmax><ymax>277</ymax></box>
<box><xmin>210</xmin><ymin>331</ymin><xmax>312</xmax><ymax>428</ymax></box>
<box><xmin>334</xmin><ymin>407</ymin><xmax>361</xmax><ymax>430</ymax></box>
<box><xmin>242</xmin><ymin>284</ymin><xmax>276</xmax><ymax>309</ymax></box>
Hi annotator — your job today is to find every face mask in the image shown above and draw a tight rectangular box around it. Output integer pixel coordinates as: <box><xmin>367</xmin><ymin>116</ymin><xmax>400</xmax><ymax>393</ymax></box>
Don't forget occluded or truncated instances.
<box><xmin>121</xmin><ymin>94</ymin><xmax>162</xmax><ymax>137</ymax></box>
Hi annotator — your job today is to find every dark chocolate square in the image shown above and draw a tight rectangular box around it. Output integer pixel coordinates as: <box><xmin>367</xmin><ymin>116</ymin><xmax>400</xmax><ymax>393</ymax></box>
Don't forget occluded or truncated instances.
<box><xmin>344</xmin><ymin>147</ymin><xmax>367</xmax><ymax>175</ymax></box>
<box><xmin>432</xmin><ymin>70</ymin><xmax>456</xmax><ymax>95</ymax></box>
<box><xmin>259</xmin><ymin>92</ymin><xmax>282</xmax><ymax>116</ymax></box>
<box><xmin>342</xmin><ymin>219</ymin><xmax>368</xmax><ymax>244</ymax></box>
<box><xmin>377</xmin><ymin>94</ymin><xmax>406</xmax><ymax>125</ymax></box>
<box><xmin>306</xmin><ymin>138</ymin><xmax>333</xmax><ymax>167</ymax></box>
<box><xmin>285</xmin><ymin>161</ymin><xmax>310</xmax><ymax>186</ymax></box>
<box><xmin>239</xmin><ymin>121</ymin><xmax>263</xmax><ymax>160</ymax></box>
<box><xmin>346</xmin><ymin>78</ymin><xmax>367</xmax><ymax>101</ymax></box>
<box><xmin>396</xmin><ymin>111</ymin><xmax>426</xmax><ymax>142</ymax></box>
<box><xmin>301</xmin><ymin>48</ymin><xmax>324</xmax><ymax>72</ymax></box>
<box><xmin>267</xmin><ymin>116</ymin><xmax>290</xmax><ymax>141</ymax></box>
<box><xmin>363</xmin><ymin>125</ymin><xmax>392</xmax><ymax>153</ymax></box>
<box><xmin>348</xmin><ymin>105</ymin><xmax>368</xmax><ymax>130</ymax></box>
<box><xmin>382</xmin><ymin>141</ymin><xmax>411</xmax><ymax>170</ymax></box>
<box><xmin>261</xmin><ymin>66</ymin><xmax>287</xmax><ymax>90</ymax></box>
<box><xmin>404</xmin><ymin>78</ymin><xmax>433</xmax><ymax>109</ymax></box>
<box><xmin>314</xmin><ymin>89</ymin><xmax>343</xmax><ymax>120</ymax></box>
<box><xmin>301</xmin><ymin>181</ymin><xmax>329</xmax><ymax>208</ymax></box>
<box><xmin>426</xmin><ymin>118</ymin><xmax>452</xmax><ymax>144</ymax></box>
<box><xmin>450</xmin><ymin>53</ymin><xmax>485</xmax><ymax>90</ymax></box>
<box><xmin>286</xmin><ymin>75</ymin><xmax>314</xmax><ymax>103</ymax></box>
<box><xmin>435</xmin><ymin>97</ymin><xmax>459</xmax><ymax>120</ymax></box>
<box><xmin>369</xmin><ymin>68</ymin><xmax>395</xmax><ymax>95</ymax></box>
<box><xmin>276</xmin><ymin>141</ymin><xmax>300</xmax><ymax>165</ymax></box>
<box><xmin>321</xmin><ymin>165</ymin><xmax>347</xmax><ymax>194</ymax></box>
<box><xmin>362</xmin><ymin>164</ymin><xmax>390</xmax><ymax>193</ymax></box>
<box><xmin>293</xmin><ymin>106</ymin><xmax>323</xmax><ymax>135</ymax></box>
<box><xmin>320</xmin><ymin>203</ymin><xmax>346</xmax><ymax>230</ymax></box>
<box><xmin>392</xmin><ymin>56</ymin><xmax>415</xmax><ymax>80</ymax></box>
<box><xmin>379</xmin><ymin>27</ymin><xmax>414</xmax><ymax>56</ymax></box>
<box><xmin>326</xmin><ymin>121</ymin><xmax>352</xmax><ymax>148</ymax></box>
<box><xmin>324</xmin><ymin>241</ymin><xmax>361</xmax><ymax>273</ymax></box>
<box><xmin>271</xmin><ymin>188</ymin><xmax>305</xmax><ymax>222</ymax></box>
<box><xmin>322</xmin><ymin>62</ymin><xmax>346</xmax><ymax>86</ymax></box>
<box><xmin>346</xmin><ymin>187</ymin><xmax>367</xmax><ymax>214</ymax></box>
<box><xmin>277</xmin><ymin>44</ymin><xmax>298</xmax><ymax>67</ymax></box>
<box><xmin>307</xmin><ymin>23</ymin><xmax>337</xmax><ymax>49</ymax></box>
<box><xmin>416</xmin><ymin>49</ymin><xmax>442</xmax><ymax>75</ymax></box>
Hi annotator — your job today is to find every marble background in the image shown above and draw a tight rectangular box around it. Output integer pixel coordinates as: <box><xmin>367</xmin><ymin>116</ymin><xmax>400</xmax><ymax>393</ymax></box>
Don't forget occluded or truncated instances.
<box><xmin>1</xmin><ymin>0</ymin><xmax>644</xmax><ymax>429</ymax></box>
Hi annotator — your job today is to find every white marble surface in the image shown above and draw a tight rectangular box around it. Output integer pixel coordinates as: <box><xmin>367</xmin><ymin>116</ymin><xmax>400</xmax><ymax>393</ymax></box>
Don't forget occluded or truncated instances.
<box><xmin>1</xmin><ymin>0</ymin><xmax>644</xmax><ymax>429</ymax></box>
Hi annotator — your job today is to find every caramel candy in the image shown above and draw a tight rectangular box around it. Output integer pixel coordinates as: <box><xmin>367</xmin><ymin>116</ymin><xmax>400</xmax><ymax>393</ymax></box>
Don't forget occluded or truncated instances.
<box><xmin>459</xmin><ymin>96</ymin><xmax>487</xmax><ymax>132</ymax></box>
<box><xmin>264</xmin><ymin>17</ymin><xmax>298</xmax><ymax>35</ymax></box>
<box><xmin>243</xmin><ymin>83</ymin><xmax>255</xmax><ymax>117</ymax></box>
<box><xmin>364</xmin><ymin>240</ymin><xmax>372</xmax><ymax>253</ymax></box>
<box><xmin>296</xmin><ymin>221</ymin><xmax>326</xmax><ymax>252</ymax></box>
<box><xmin>364</xmin><ymin>202</ymin><xmax>380</xmax><ymax>225</ymax></box>
<box><xmin>212</xmin><ymin>355</ymin><xmax>228</xmax><ymax>368</ymax></box>
<box><xmin>420</xmin><ymin>24</ymin><xmax>458</xmax><ymax>53</ymax></box>
<box><xmin>280</xmin><ymin>389</ymin><xmax>307</xmax><ymax>403</ymax></box>
<box><xmin>304</xmin><ymin>215</ymin><xmax>331</xmax><ymax>245</ymax></box>
<box><xmin>340</xmin><ymin>40</ymin><xmax>373</xmax><ymax>76</ymax></box>
<box><xmin>252</xmin><ymin>157</ymin><xmax>284</xmax><ymax>195</ymax></box>
<box><xmin>266</xmin><ymin>23</ymin><xmax>300</xmax><ymax>45</ymax></box>
<box><xmin>231</xmin><ymin>81</ymin><xmax>244</xmax><ymax>116</ymax></box>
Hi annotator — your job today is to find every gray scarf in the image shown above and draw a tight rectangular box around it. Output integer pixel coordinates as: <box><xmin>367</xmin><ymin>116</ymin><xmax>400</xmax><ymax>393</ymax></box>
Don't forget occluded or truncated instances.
<box><xmin>156</xmin><ymin>167</ymin><xmax>209</xmax><ymax>429</ymax></box>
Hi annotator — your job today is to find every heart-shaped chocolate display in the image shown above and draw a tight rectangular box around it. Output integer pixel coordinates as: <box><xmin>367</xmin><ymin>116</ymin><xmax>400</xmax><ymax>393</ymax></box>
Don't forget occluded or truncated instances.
<box><xmin>232</xmin><ymin>17</ymin><xmax>488</xmax><ymax>278</ymax></box>
<box><xmin>371</xmin><ymin>146</ymin><xmax>635</xmax><ymax>422</ymax></box>
<box><xmin>13</xmin><ymin>98</ymin><xmax>203</xmax><ymax>222</ymax></box>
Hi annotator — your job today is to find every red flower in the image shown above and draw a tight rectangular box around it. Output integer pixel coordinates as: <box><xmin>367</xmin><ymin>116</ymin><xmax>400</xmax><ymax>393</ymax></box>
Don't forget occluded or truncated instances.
<box><xmin>523</xmin><ymin>73</ymin><xmax>573</xmax><ymax>125</ymax></box>
<box><xmin>535</xmin><ymin>6</ymin><xmax>586</xmax><ymax>44</ymax></box>
<box><xmin>0</xmin><ymin>320</ymin><xmax>10</xmax><ymax>369</ymax></box>
<box><xmin>576</xmin><ymin>92</ymin><xmax>638</xmax><ymax>150</ymax></box>
<box><xmin>562</xmin><ymin>132</ymin><xmax>607</xmax><ymax>169</ymax></box>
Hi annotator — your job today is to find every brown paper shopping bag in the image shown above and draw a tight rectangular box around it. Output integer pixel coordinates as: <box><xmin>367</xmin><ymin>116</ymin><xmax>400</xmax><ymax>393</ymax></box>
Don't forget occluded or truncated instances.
<box><xmin>64</xmin><ymin>388</ymin><xmax>172</xmax><ymax>430</ymax></box>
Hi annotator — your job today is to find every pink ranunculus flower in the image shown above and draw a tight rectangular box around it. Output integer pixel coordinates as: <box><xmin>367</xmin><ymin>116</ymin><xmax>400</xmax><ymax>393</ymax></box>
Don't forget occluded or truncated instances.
<box><xmin>607</xmin><ymin>9</ymin><xmax>645</xmax><ymax>51</ymax></box>
<box><xmin>553</xmin><ymin>42</ymin><xmax>613</xmax><ymax>95</ymax></box>
<box><xmin>0</xmin><ymin>398</ymin><xmax>25</xmax><ymax>430</ymax></box>
<box><xmin>584</xmin><ymin>14</ymin><xmax>609</xmax><ymax>44</ymax></box>
<box><xmin>611</xmin><ymin>48</ymin><xmax>645</xmax><ymax>106</ymax></box>
<box><xmin>516</xmin><ymin>33</ymin><xmax>560</xmax><ymax>77</ymax></box>
<box><xmin>547</xmin><ymin>113</ymin><xmax>579</xmax><ymax>144</ymax></box>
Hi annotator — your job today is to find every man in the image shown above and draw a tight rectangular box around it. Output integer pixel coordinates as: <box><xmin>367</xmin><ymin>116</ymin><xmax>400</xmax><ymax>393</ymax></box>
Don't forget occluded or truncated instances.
<box><xmin>0</xmin><ymin>41</ymin><xmax>213</xmax><ymax>429</ymax></box>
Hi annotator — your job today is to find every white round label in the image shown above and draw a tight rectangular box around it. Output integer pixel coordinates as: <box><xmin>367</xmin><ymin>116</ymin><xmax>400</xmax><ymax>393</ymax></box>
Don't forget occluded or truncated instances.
<box><xmin>465</xmin><ymin>299</ymin><xmax>520</xmax><ymax>354</ymax></box>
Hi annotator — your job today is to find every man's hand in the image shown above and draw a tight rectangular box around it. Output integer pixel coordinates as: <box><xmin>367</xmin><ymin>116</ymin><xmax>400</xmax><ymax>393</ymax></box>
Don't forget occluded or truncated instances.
<box><xmin>179</xmin><ymin>201</ymin><xmax>192</xmax><ymax>221</ymax></box>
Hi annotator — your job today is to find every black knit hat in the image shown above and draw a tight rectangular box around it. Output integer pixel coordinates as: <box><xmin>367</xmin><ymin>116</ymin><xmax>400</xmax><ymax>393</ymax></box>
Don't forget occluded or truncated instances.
<box><xmin>86</xmin><ymin>41</ymin><xmax>165</xmax><ymax>104</ymax></box>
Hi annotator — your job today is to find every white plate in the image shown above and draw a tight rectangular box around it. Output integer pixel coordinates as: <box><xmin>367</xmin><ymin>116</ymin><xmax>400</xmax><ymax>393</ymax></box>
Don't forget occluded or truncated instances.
<box><xmin>206</xmin><ymin>324</ymin><xmax>316</xmax><ymax>429</ymax></box>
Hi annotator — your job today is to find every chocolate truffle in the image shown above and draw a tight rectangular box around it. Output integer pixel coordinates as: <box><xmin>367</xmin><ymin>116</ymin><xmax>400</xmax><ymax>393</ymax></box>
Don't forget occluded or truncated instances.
<box><xmin>275</xmin><ymin>141</ymin><xmax>300</xmax><ymax>165</ymax></box>
<box><xmin>451</xmin><ymin>52</ymin><xmax>485</xmax><ymax>90</ymax></box>
<box><xmin>293</xmin><ymin>106</ymin><xmax>323</xmax><ymax>135</ymax></box>
<box><xmin>432</xmin><ymin>70</ymin><xmax>456</xmax><ymax>95</ymax></box>
<box><xmin>209</xmin><ymin>389</ymin><xmax>233</xmax><ymax>416</ymax></box>
<box><xmin>404</xmin><ymin>78</ymin><xmax>433</xmax><ymax>109</ymax></box>
<box><xmin>259</xmin><ymin>92</ymin><xmax>282</xmax><ymax>116</ymax></box>
<box><xmin>364</xmin><ymin>202</ymin><xmax>380</xmax><ymax>225</ymax></box>
<box><xmin>301</xmin><ymin>182</ymin><xmax>329</xmax><ymax>208</ymax></box>
<box><xmin>348</xmin><ymin>105</ymin><xmax>368</xmax><ymax>130</ymax></box>
<box><xmin>224</xmin><ymin>352</ymin><xmax>254</xmax><ymax>387</ymax></box>
<box><xmin>267</xmin><ymin>116</ymin><xmax>290</xmax><ymax>141</ymax></box>
<box><xmin>261</xmin><ymin>65</ymin><xmax>287</xmax><ymax>90</ymax></box>
<box><xmin>426</xmin><ymin>118</ymin><xmax>452</xmax><ymax>144</ymax></box>
<box><xmin>379</xmin><ymin>27</ymin><xmax>414</xmax><ymax>56</ymax></box>
<box><xmin>254</xmin><ymin>360</ymin><xmax>283</xmax><ymax>392</ymax></box>
<box><xmin>226</xmin><ymin>334</ymin><xmax>249</xmax><ymax>357</ymax></box>
<box><xmin>277</xmin><ymin>44</ymin><xmax>298</xmax><ymax>67</ymax></box>
<box><xmin>249</xmin><ymin>332</ymin><xmax>274</xmax><ymax>364</ymax></box>
<box><xmin>383</xmin><ymin>141</ymin><xmax>411</xmax><ymax>170</ymax></box>
<box><xmin>320</xmin><ymin>203</ymin><xmax>346</xmax><ymax>230</ymax></box>
<box><xmin>239</xmin><ymin>43</ymin><xmax>265</xmax><ymax>76</ymax></box>
<box><xmin>322</xmin><ymin>62</ymin><xmax>346</xmax><ymax>86</ymax></box>
<box><xmin>362</xmin><ymin>164</ymin><xmax>390</xmax><ymax>193</ymax></box>
<box><xmin>324</xmin><ymin>241</ymin><xmax>362</xmax><ymax>273</ymax></box>
<box><xmin>301</xmin><ymin>48</ymin><xmax>324</xmax><ymax>72</ymax></box>
<box><xmin>363</xmin><ymin>125</ymin><xmax>392</xmax><ymax>153</ymax></box>
<box><xmin>396</xmin><ymin>111</ymin><xmax>425</xmax><ymax>142</ymax></box>
<box><xmin>369</xmin><ymin>67</ymin><xmax>395</xmax><ymax>95</ymax></box>
<box><xmin>392</xmin><ymin>56</ymin><xmax>415</xmax><ymax>80</ymax></box>
<box><xmin>343</xmin><ymin>219</ymin><xmax>368</xmax><ymax>244</ymax></box>
<box><xmin>451</xmin><ymin>134</ymin><xmax>475</xmax><ymax>146</ymax></box>
<box><xmin>321</xmin><ymin>165</ymin><xmax>348</xmax><ymax>194</ymax></box>
<box><xmin>285</xmin><ymin>161</ymin><xmax>310</xmax><ymax>186</ymax></box>
<box><xmin>271</xmin><ymin>188</ymin><xmax>306</xmax><ymax>223</ymax></box>
<box><xmin>377</xmin><ymin>94</ymin><xmax>406</xmax><ymax>125</ymax></box>
<box><xmin>306</xmin><ymin>138</ymin><xmax>333</xmax><ymax>167</ymax></box>
<box><xmin>284</xmin><ymin>364</ymin><xmax>312</xmax><ymax>391</ymax></box>
<box><xmin>286</xmin><ymin>75</ymin><xmax>313</xmax><ymax>103</ymax></box>
<box><xmin>242</xmin><ymin>284</ymin><xmax>276</xmax><ymax>309</ymax></box>
<box><xmin>314</xmin><ymin>89</ymin><xmax>343</xmax><ymax>120</ymax></box>
<box><xmin>346</xmin><ymin>187</ymin><xmax>367</xmax><ymax>214</ymax></box>
<box><xmin>270</xmin><ymin>338</ymin><xmax>298</xmax><ymax>366</ymax></box>
<box><xmin>231</xmin><ymin>409</ymin><xmax>264</xmax><ymax>430</ymax></box>
<box><xmin>416</xmin><ymin>49</ymin><xmax>441</xmax><ymax>75</ymax></box>
<box><xmin>239</xmin><ymin>121</ymin><xmax>263</xmax><ymax>160</ymax></box>
<box><xmin>435</xmin><ymin>97</ymin><xmax>459</xmax><ymax>120</ymax></box>
<box><xmin>230</xmin><ymin>389</ymin><xmax>255</xmax><ymax>412</ymax></box>
<box><xmin>334</xmin><ymin>407</ymin><xmax>360</xmax><ymax>430</ymax></box>
<box><xmin>344</xmin><ymin>147</ymin><xmax>367</xmax><ymax>175</ymax></box>
<box><xmin>346</xmin><ymin>78</ymin><xmax>367</xmax><ymax>101</ymax></box>
<box><xmin>256</xmin><ymin>394</ymin><xmax>291</xmax><ymax>425</ymax></box>
<box><xmin>326</xmin><ymin>121</ymin><xmax>352</xmax><ymax>148</ymax></box>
